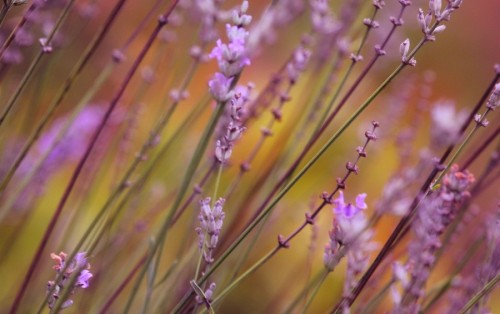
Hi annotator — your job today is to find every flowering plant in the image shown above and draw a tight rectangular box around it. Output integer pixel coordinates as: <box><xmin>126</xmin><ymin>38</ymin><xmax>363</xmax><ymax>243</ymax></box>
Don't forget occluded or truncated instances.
<box><xmin>0</xmin><ymin>0</ymin><xmax>498</xmax><ymax>313</ymax></box>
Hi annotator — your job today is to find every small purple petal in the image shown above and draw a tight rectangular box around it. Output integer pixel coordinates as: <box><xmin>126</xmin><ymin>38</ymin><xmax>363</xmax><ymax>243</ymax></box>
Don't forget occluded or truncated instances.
<box><xmin>208</xmin><ymin>73</ymin><xmax>234</xmax><ymax>102</ymax></box>
<box><xmin>355</xmin><ymin>193</ymin><xmax>368</xmax><ymax>210</ymax></box>
<box><xmin>77</xmin><ymin>270</ymin><xmax>93</xmax><ymax>288</ymax></box>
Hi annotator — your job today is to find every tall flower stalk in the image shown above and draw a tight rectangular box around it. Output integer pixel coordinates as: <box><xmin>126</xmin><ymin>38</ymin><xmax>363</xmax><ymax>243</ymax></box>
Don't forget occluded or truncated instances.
<box><xmin>0</xmin><ymin>0</ymin><xmax>498</xmax><ymax>313</ymax></box>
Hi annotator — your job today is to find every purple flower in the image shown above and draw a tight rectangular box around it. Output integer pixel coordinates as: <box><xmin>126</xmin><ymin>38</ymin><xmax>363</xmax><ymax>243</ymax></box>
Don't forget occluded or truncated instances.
<box><xmin>47</xmin><ymin>251</ymin><xmax>92</xmax><ymax>309</ymax></box>
<box><xmin>323</xmin><ymin>192</ymin><xmax>372</xmax><ymax>272</ymax></box>
<box><xmin>210</xmin><ymin>39</ymin><xmax>250</xmax><ymax>77</ymax></box>
<box><xmin>486</xmin><ymin>82</ymin><xmax>500</xmax><ymax>110</ymax></box>
<box><xmin>225</xmin><ymin>24</ymin><xmax>249</xmax><ymax>44</ymax></box>
<box><xmin>286</xmin><ymin>46</ymin><xmax>311</xmax><ymax>83</ymax></box>
<box><xmin>195</xmin><ymin>282</ymin><xmax>217</xmax><ymax>306</ymax></box>
<box><xmin>334</xmin><ymin>191</ymin><xmax>367</xmax><ymax>218</ymax></box>
<box><xmin>208</xmin><ymin>3</ymin><xmax>251</xmax><ymax>77</ymax></box>
<box><xmin>332</xmin><ymin>192</ymin><xmax>368</xmax><ymax>243</ymax></box>
<box><xmin>439</xmin><ymin>164</ymin><xmax>475</xmax><ymax>202</ymax></box>
<box><xmin>76</xmin><ymin>270</ymin><xmax>93</xmax><ymax>288</ymax></box>
<box><xmin>196</xmin><ymin>198</ymin><xmax>226</xmax><ymax>264</ymax></box>
<box><xmin>395</xmin><ymin>165</ymin><xmax>475</xmax><ymax>313</ymax></box>
<box><xmin>208</xmin><ymin>72</ymin><xmax>234</xmax><ymax>102</ymax></box>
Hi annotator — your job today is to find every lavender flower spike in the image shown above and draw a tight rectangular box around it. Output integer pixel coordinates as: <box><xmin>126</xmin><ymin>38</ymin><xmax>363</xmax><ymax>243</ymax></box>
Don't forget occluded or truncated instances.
<box><xmin>208</xmin><ymin>1</ymin><xmax>252</xmax><ymax>103</ymax></box>
<box><xmin>333</xmin><ymin>191</ymin><xmax>368</xmax><ymax>242</ymax></box>
<box><xmin>323</xmin><ymin>191</ymin><xmax>371</xmax><ymax>271</ymax></box>
<box><xmin>324</xmin><ymin>191</ymin><xmax>376</xmax><ymax>313</ymax></box>
<box><xmin>208</xmin><ymin>1</ymin><xmax>251</xmax><ymax>77</ymax></box>
<box><xmin>47</xmin><ymin>251</ymin><xmax>92</xmax><ymax>310</ymax></box>
<box><xmin>196</xmin><ymin>197</ymin><xmax>226</xmax><ymax>264</ymax></box>
<box><xmin>208</xmin><ymin>73</ymin><xmax>234</xmax><ymax>102</ymax></box>
<box><xmin>395</xmin><ymin>165</ymin><xmax>475</xmax><ymax>313</ymax></box>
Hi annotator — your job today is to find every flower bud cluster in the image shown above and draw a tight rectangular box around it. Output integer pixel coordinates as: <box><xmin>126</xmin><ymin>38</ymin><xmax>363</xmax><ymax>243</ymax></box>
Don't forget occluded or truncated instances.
<box><xmin>208</xmin><ymin>1</ymin><xmax>252</xmax><ymax>102</ymax></box>
<box><xmin>286</xmin><ymin>45</ymin><xmax>312</xmax><ymax>84</ymax></box>
<box><xmin>323</xmin><ymin>192</ymin><xmax>371</xmax><ymax>271</ymax></box>
<box><xmin>195</xmin><ymin>282</ymin><xmax>217</xmax><ymax>306</ymax></box>
<box><xmin>214</xmin><ymin>89</ymin><xmax>248</xmax><ymax>163</ymax></box>
<box><xmin>486</xmin><ymin>82</ymin><xmax>500</xmax><ymax>111</ymax></box>
<box><xmin>417</xmin><ymin>0</ymin><xmax>464</xmax><ymax>41</ymax></box>
<box><xmin>310</xmin><ymin>0</ymin><xmax>339</xmax><ymax>35</ymax></box>
<box><xmin>46</xmin><ymin>252</ymin><xmax>92</xmax><ymax>310</ymax></box>
<box><xmin>1</xmin><ymin>0</ymin><xmax>64</xmax><ymax>64</ymax></box>
<box><xmin>323</xmin><ymin>191</ymin><xmax>376</xmax><ymax>313</ymax></box>
<box><xmin>394</xmin><ymin>165</ymin><xmax>474</xmax><ymax>312</ymax></box>
<box><xmin>196</xmin><ymin>197</ymin><xmax>226</xmax><ymax>264</ymax></box>
<box><xmin>399</xmin><ymin>39</ymin><xmax>416</xmax><ymax>66</ymax></box>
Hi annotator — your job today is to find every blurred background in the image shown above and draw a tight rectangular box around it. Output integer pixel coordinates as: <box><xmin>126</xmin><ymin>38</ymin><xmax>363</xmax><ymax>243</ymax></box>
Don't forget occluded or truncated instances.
<box><xmin>0</xmin><ymin>0</ymin><xmax>498</xmax><ymax>312</ymax></box>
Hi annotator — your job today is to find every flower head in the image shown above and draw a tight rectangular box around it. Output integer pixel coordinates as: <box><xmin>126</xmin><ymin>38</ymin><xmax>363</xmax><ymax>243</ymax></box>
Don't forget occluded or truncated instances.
<box><xmin>47</xmin><ymin>251</ymin><xmax>92</xmax><ymax>310</ymax></box>
<box><xmin>208</xmin><ymin>2</ymin><xmax>251</xmax><ymax>77</ymax></box>
<box><xmin>323</xmin><ymin>192</ymin><xmax>371</xmax><ymax>271</ymax></box>
<box><xmin>333</xmin><ymin>191</ymin><xmax>368</xmax><ymax>242</ymax></box>
<box><xmin>208</xmin><ymin>72</ymin><xmax>234</xmax><ymax>102</ymax></box>
<box><xmin>439</xmin><ymin>164</ymin><xmax>475</xmax><ymax>202</ymax></box>
<box><xmin>196</xmin><ymin>198</ymin><xmax>226</xmax><ymax>264</ymax></box>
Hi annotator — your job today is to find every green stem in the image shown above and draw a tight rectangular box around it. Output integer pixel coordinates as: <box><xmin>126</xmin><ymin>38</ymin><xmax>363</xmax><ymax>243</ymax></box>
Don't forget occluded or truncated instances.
<box><xmin>283</xmin><ymin>270</ymin><xmax>325</xmax><ymax>314</ymax></box>
<box><xmin>174</xmin><ymin>61</ymin><xmax>407</xmax><ymax>312</ymax></box>
<box><xmin>212</xmin><ymin>162</ymin><xmax>223</xmax><ymax>201</ymax></box>
<box><xmin>209</xmin><ymin>248</ymin><xmax>277</xmax><ymax>308</ymax></box>
<box><xmin>301</xmin><ymin>270</ymin><xmax>329</xmax><ymax>314</ymax></box>
<box><xmin>141</xmin><ymin>238</ymin><xmax>157</xmax><ymax>314</ymax></box>
<box><xmin>314</xmin><ymin>7</ymin><xmax>379</xmax><ymax>133</ymax></box>
<box><xmin>124</xmin><ymin>95</ymin><xmax>229</xmax><ymax>313</ymax></box>
<box><xmin>227</xmin><ymin>208</ymin><xmax>272</xmax><ymax>282</ymax></box>
<box><xmin>458</xmin><ymin>274</ymin><xmax>500</xmax><ymax>314</ymax></box>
